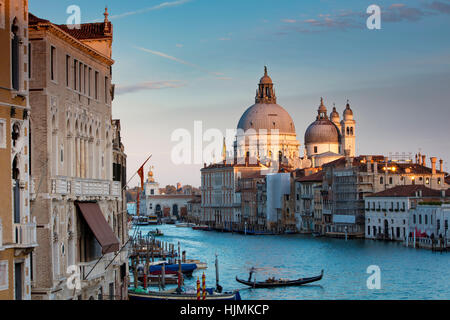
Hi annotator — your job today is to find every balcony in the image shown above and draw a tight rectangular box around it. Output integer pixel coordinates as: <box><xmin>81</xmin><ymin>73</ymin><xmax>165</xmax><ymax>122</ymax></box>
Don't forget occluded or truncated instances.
<box><xmin>14</xmin><ymin>217</ymin><xmax>37</xmax><ymax>248</ymax></box>
<box><xmin>49</xmin><ymin>177</ymin><xmax>122</xmax><ymax>199</ymax></box>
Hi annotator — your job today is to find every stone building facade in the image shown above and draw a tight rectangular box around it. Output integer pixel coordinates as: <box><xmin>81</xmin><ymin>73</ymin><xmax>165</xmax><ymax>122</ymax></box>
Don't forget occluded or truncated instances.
<box><xmin>28</xmin><ymin>10</ymin><xmax>127</xmax><ymax>300</ymax></box>
<box><xmin>321</xmin><ymin>154</ymin><xmax>448</xmax><ymax>238</ymax></box>
<box><xmin>365</xmin><ymin>185</ymin><xmax>449</xmax><ymax>241</ymax></box>
<box><xmin>0</xmin><ymin>0</ymin><xmax>37</xmax><ymax>300</ymax></box>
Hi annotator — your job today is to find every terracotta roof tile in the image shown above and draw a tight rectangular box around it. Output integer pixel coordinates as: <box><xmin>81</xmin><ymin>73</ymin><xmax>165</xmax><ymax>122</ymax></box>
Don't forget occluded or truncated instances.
<box><xmin>29</xmin><ymin>13</ymin><xmax>112</xmax><ymax>40</ymax></box>
<box><xmin>57</xmin><ymin>22</ymin><xmax>112</xmax><ymax>40</ymax></box>
<box><xmin>296</xmin><ymin>171</ymin><xmax>324</xmax><ymax>182</ymax></box>
<box><xmin>367</xmin><ymin>185</ymin><xmax>449</xmax><ymax>198</ymax></box>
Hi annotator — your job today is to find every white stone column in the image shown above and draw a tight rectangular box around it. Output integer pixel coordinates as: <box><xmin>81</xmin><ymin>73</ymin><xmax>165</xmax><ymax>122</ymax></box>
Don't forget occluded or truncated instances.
<box><xmin>80</xmin><ymin>138</ymin><xmax>85</xmax><ymax>178</ymax></box>
<box><xmin>75</xmin><ymin>137</ymin><xmax>80</xmax><ymax>177</ymax></box>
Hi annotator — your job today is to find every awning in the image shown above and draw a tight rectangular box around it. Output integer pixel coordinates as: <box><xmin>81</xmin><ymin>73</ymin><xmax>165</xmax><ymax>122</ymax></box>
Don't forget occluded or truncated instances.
<box><xmin>75</xmin><ymin>202</ymin><xmax>120</xmax><ymax>254</ymax></box>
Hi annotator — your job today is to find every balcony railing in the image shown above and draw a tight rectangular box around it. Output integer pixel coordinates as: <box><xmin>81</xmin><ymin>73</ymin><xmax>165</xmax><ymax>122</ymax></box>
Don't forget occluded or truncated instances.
<box><xmin>14</xmin><ymin>217</ymin><xmax>37</xmax><ymax>248</ymax></box>
<box><xmin>49</xmin><ymin>177</ymin><xmax>122</xmax><ymax>198</ymax></box>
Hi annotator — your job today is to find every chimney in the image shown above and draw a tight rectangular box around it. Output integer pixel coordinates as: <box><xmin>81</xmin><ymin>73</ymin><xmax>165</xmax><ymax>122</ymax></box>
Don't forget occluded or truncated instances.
<box><xmin>418</xmin><ymin>152</ymin><xmax>421</xmax><ymax>164</ymax></box>
<box><xmin>422</xmin><ymin>155</ymin><xmax>426</xmax><ymax>167</ymax></box>
<box><xmin>374</xmin><ymin>160</ymin><xmax>378</xmax><ymax>174</ymax></box>
<box><xmin>415</xmin><ymin>154</ymin><xmax>418</xmax><ymax>164</ymax></box>
<box><xmin>367</xmin><ymin>156</ymin><xmax>372</xmax><ymax>173</ymax></box>
<box><xmin>431</xmin><ymin>157</ymin><xmax>437</xmax><ymax>175</ymax></box>
<box><xmin>344</xmin><ymin>149</ymin><xmax>351</xmax><ymax>168</ymax></box>
<box><xmin>439</xmin><ymin>159</ymin><xmax>443</xmax><ymax>172</ymax></box>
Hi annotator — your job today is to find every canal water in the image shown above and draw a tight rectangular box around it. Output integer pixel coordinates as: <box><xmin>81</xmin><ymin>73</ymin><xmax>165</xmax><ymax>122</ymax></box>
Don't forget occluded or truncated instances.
<box><xmin>130</xmin><ymin>224</ymin><xmax>450</xmax><ymax>300</ymax></box>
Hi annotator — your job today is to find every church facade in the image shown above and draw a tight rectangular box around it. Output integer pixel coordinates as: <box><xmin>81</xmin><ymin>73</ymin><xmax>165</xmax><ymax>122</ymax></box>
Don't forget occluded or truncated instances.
<box><xmin>200</xmin><ymin>67</ymin><xmax>358</xmax><ymax>231</ymax></box>
<box><xmin>232</xmin><ymin>67</ymin><xmax>356</xmax><ymax>171</ymax></box>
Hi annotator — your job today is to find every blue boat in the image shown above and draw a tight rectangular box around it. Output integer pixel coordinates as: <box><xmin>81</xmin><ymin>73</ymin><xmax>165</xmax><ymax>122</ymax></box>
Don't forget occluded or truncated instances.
<box><xmin>149</xmin><ymin>263</ymin><xmax>197</xmax><ymax>275</ymax></box>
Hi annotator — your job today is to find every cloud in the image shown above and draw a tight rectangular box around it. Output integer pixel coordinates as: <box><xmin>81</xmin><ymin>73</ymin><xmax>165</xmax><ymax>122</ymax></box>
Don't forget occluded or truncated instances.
<box><xmin>176</xmin><ymin>44</ymin><xmax>184</xmax><ymax>48</ymax></box>
<box><xmin>116</xmin><ymin>81</ymin><xmax>186</xmax><ymax>95</ymax></box>
<box><xmin>107</xmin><ymin>0</ymin><xmax>192</xmax><ymax>20</ymax></box>
<box><xmin>382</xmin><ymin>5</ymin><xmax>430</xmax><ymax>22</ymax></box>
<box><xmin>218</xmin><ymin>37</ymin><xmax>231</xmax><ymax>41</ymax></box>
<box><xmin>277</xmin><ymin>2</ymin><xmax>447</xmax><ymax>34</ymax></box>
<box><xmin>135</xmin><ymin>46</ymin><xmax>230</xmax><ymax>80</ymax></box>
<box><xmin>425</xmin><ymin>1</ymin><xmax>450</xmax><ymax>14</ymax></box>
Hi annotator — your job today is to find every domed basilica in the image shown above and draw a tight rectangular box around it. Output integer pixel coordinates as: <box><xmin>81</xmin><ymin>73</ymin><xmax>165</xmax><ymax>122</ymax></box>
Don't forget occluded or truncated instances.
<box><xmin>233</xmin><ymin>67</ymin><xmax>356</xmax><ymax>169</ymax></box>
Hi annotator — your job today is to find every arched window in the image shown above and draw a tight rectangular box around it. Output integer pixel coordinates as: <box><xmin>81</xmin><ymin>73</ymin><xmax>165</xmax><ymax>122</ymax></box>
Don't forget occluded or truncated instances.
<box><xmin>346</xmin><ymin>127</ymin><xmax>350</xmax><ymax>135</ymax></box>
<box><xmin>12</xmin><ymin>122</ymin><xmax>20</xmax><ymax>147</ymax></box>
<box><xmin>350</xmin><ymin>127</ymin><xmax>354</xmax><ymax>135</ymax></box>
<box><xmin>11</xmin><ymin>18</ymin><xmax>20</xmax><ymax>91</ymax></box>
<box><xmin>380</xmin><ymin>177</ymin><xmax>384</xmax><ymax>185</ymax></box>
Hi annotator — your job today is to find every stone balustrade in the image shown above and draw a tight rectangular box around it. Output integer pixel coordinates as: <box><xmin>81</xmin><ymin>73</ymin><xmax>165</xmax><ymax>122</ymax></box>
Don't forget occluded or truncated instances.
<box><xmin>14</xmin><ymin>217</ymin><xmax>37</xmax><ymax>248</ymax></box>
<box><xmin>49</xmin><ymin>176</ymin><xmax>122</xmax><ymax>199</ymax></box>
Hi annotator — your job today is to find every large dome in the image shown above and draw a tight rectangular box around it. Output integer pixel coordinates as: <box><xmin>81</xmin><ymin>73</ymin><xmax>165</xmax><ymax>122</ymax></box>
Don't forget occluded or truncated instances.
<box><xmin>304</xmin><ymin>119</ymin><xmax>340</xmax><ymax>144</ymax></box>
<box><xmin>237</xmin><ymin>103</ymin><xmax>296</xmax><ymax>135</ymax></box>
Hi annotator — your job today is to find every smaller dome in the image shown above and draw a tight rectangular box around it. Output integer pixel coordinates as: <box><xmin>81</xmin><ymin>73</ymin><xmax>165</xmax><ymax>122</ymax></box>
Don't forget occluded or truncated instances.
<box><xmin>343</xmin><ymin>101</ymin><xmax>353</xmax><ymax>116</ymax></box>
<box><xmin>330</xmin><ymin>106</ymin><xmax>339</xmax><ymax>119</ymax></box>
<box><xmin>305</xmin><ymin>120</ymin><xmax>340</xmax><ymax>144</ymax></box>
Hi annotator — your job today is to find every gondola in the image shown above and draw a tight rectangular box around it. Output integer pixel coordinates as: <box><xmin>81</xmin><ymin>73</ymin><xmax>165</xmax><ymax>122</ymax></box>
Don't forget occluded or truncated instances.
<box><xmin>128</xmin><ymin>287</ymin><xmax>241</xmax><ymax>301</ymax></box>
<box><xmin>236</xmin><ymin>269</ymin><xmax>323</xmax><ymax>288</ymax></box>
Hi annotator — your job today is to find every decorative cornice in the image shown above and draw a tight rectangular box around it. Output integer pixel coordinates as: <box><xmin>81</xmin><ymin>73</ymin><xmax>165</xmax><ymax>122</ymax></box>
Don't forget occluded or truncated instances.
<box><xmin>29</xmin><ymin>24</ymin><xmax>114</xmax><ymax>66</ymax></box>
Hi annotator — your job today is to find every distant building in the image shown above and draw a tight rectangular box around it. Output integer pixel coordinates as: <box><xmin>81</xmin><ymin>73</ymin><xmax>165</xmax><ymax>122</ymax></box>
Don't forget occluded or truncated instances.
<box><xmin>322</xmin><ymin>154</ymin><xmax>448</xmax><ymax>238</ymax></box>
<box><xmin>144</xmin><ymin>168</ymin><xmax>195</xmax><ymax>219</ymax></box>
<box><xmin>304</xmin><ymin>99</ymin><xmax>356</xmax><ymax>167</ymax></box>
<box><xmin>365</xmin><ymin>185</ymin><xmax>449</xmax><ymax>241</ymax></box>
<box><xmin>409</xmin><ymin>198</ymin><xmax>450</xmax><ymax>244</ymax></box>
<box><xmin>295</xmin><ymin>171</ymin><xmax>324</xmax><ymax>233</ymax></box>
<box><xmin>186</xmin><ymin>195</ymin><xmax>201</xmax><ymax>223</ymax></box>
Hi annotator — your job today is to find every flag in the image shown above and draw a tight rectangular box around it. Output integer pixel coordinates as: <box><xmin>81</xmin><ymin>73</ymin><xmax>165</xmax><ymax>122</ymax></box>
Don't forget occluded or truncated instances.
<box><xmin>136</xmin><ymin>155</ymin><xmax>152</xmax><ymax>190</ymax></box>
<box><xmin>137</xmin><ymin>166</ymin><xmax>144</xmax><ymax>189</ymax></box>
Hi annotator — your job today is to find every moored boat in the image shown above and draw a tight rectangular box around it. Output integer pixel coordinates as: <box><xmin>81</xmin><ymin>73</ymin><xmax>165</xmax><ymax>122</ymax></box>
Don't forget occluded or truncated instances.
<box><xmin>192</xmin><ymin>225</ymin><xmax>212</xmax><ymax>231</ymax></box>
<box><xmin>148</xmin><ymin>215</ymin><xmax>159</xmax><ymax>225</ymax></box>
<box><xmin>147</xmin><ymin>229</ymin><xmax>164</xmax><ymax>237</ymax></box>
<box><xmin>184</xmin><ymin>259</ymin><xmax>207</xmax><ymax>269</ymax></box>
<box><xmin>128</xmin><ymin>287</ymin><xmax>241</xmax><ymax>301</ymax></box>
<box><xmin>148</xmin><ymin>261</ymin><xmax>197</xmax><ymax>275</ymax></box>
<box><xmin>133</xmin><ymin>216</ymin><xmax>150</xmax><ymax>226</ymax></box>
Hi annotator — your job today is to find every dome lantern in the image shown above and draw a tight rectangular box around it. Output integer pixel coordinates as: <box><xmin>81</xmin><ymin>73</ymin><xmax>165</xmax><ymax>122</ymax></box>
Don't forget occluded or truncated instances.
<box><xmin>255</xmin><ymin>66</ymin><xmax>277</xmax><ymax>104</ymax></box>
<box><xmin>343</xmin><ymin>100</ymin><xmax>354</xmax><ymax>120</ymax></box>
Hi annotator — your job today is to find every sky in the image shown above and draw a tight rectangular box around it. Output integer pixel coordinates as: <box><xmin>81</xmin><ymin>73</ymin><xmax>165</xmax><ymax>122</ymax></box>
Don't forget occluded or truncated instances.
<box><xmin>30</xmin><ymin>0</ymin><xmax>450</xmax><ymax>188</ymax></box>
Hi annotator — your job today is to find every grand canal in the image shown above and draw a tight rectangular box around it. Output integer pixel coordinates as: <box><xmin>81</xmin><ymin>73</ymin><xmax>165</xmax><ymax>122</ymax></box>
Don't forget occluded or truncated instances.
<box><xmin>131</xmin><ymin>224</ymin><xmax>450</xmax><ymax>300</ymax></box>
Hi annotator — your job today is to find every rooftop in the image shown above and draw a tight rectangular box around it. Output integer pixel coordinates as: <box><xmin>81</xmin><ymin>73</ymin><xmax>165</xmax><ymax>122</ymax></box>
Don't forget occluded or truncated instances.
<box><xmin>296</xmin><ymin>171</ymin><xmax>324</xmax><ymax>182</ymax></box>
<box><xmin>366</xmin><ymin>185</ymin><xmax>449</xmax><ymax>198</ymax></box>
<box><xmin>29</xmin><ymin>12</ymin><xmax>112</xmax><ymax>40</ymax></box>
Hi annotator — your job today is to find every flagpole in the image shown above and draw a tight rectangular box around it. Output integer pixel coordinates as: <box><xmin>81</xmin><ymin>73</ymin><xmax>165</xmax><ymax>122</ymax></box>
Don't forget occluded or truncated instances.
<box><xmin>123</xmin><ymin>154</ymin><xmax>152</xmax><ymax>191</ymax></box>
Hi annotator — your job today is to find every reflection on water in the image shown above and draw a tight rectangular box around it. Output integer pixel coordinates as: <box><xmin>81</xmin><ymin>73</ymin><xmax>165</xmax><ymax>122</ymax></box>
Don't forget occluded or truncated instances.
<box><xmin>131</xmin><ymin>224</ymin><xmax>450</xmax><ymax>300</ymax></box>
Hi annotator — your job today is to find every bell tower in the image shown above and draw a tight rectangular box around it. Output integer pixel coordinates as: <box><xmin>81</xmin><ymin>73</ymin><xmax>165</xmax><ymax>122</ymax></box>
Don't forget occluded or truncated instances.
<box><xmin>340</xmin><ymin>100</ymin><xmax>356</xmax><ymax>157</ymax></box>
